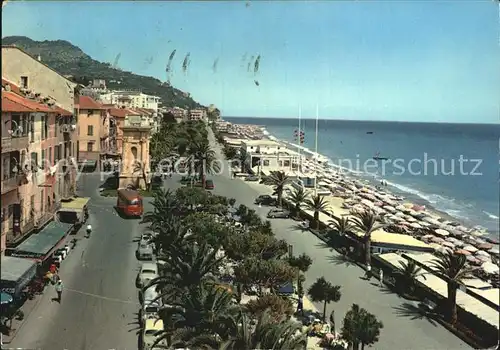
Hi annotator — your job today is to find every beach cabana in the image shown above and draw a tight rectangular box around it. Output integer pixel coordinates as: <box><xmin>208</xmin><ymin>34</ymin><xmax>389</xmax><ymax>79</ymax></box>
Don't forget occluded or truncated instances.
<box><xmin>434</xmin><ymin>229</ymin><xmax>450</xmax><ymax>237</ymax></box>
<box><xmin>349</xmin><ymin>229</ymin><xmax>434</xmax><ymax>253</ymax></box>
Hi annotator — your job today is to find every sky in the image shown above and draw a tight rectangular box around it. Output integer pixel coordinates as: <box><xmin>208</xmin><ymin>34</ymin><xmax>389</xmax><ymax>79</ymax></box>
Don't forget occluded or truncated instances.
<box><xmin>2</xmin><ymin>1</ymin><xmax>500</xmax><ymax>123</ymax></box>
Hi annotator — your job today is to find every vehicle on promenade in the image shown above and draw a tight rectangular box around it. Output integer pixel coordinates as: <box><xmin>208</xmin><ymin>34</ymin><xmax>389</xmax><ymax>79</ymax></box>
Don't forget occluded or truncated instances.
<box><xmin>57</xmin><ymin>197</ymin><xmax>90</xmax><ymax>230</ymax></box>
<box><xmin>245</xmin><ymin>175</ymin><xmax>259</xmax><ymax>181</ymax></box>
<box><xmin>117</xmin><ymin>188</ymin><xmax>143</xmax><ymax>217</ymax></box>
<box><xmin>267</xmin><ymin>208</ymin><xmax>291</xmax><ymax>219</ymax></box>
<box><xmin>136</xmin><ymin>262</ymin><xmax>159</xmax><ymax>288</ymax></box>
<box><xmin>141</xmin><ymin>318</ymin><xmax>165</xmax><ymax>349</ymax></box>
<box><xmin>254</xmin><ymin>194</ymin><xmax>277</xmax><ymax>206</ymax></box>
<box><xmin>139</xmin><ymin>232</ymin><xmax>154</xmax><ymax>245</ymax></box>
<box><xmin>136</xmin><ymin>242</ymin><xmax>154</xmax><ymax>260</ymax></box>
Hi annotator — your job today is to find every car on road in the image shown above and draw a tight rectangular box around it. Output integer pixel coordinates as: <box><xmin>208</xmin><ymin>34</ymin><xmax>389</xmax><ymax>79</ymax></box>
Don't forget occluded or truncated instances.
<box><xmin>136</xmin><ymin>262</ymin><xmax>159</xmax><ymax>288</ymax></box>
<box><xmin>267</xmin><ymin>208</ymin><xmax>291</xmax><ymax>219</ymax></box>
<box><xmin>254</xmin><ymin>194</ymin><xmax>277</xmax><ymax>206</ymax></box>
<box><xmin>140</xmin><ymin>232</ymin><xmax>154</xmax><ymax>245</ymax></box>
<box><xmin>142</xmin><ymin>318</ymin><xmax>165</xmax><ymax>349</ymax></box>
<box><xmin>150</xmin><ymin>175</ymin><xmax>163</xmax><ymax>191</ymax></box>
<box><xmin>245</xmin><ymin>175</ymin><xmax>259</xmax><ymax>182</ymax></box>
<box><xmin>205</xmin><ymin>179</ymin><xmax>215</xmax><ymax>190</ymax></box>
<box><xmin>136</xmin><ymin>242</ymin><xmax>154</xmax><ymax>260</ymax></box>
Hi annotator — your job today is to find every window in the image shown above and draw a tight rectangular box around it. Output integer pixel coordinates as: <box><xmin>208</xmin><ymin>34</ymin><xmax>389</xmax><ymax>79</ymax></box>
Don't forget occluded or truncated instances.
<box><xmin>41</xmin><ymin>115</ymin><xmax>47</xmax><ymax>140</ymax></box>
<box><xmin>48</xmin><ymin>147</ymin><xmax>52</xmax><ymax>166</ymax></box>
<box><xmin>20</xmin><ymin>76</ymin><xmax>28</xmax><ymax>88</ymax></box>
<box><xmin>87</xmin><ymin>142</ymin><xmax>94</xmax><ymax>152</ymax></box>
<box><xmin>87</xmin><ymin>125</ymin><xmax>94</xmax><ymax>136</ymax></box>
<box><xmin>29</xmin><ymin>116</ymin><xmax>35</xmax><ymax>142</ymax></box>
<box><xmin>30</xmin><ymin>152</ymin><xmax>38</xmax><ymax>170</ymax></box>
<box><xmin>131</xmin><ymin>146</ymin><xmax>138</xmax><ymax>160</ymax></box>
<box><xmin>283</xmin><ymin>160</ymin><xmax>290</xmax><ymax>167</ymax></box>
<box><xmin>41</xmin><ymin>149</ymin><xmax>46</xmax><ymax>169</ymax></box>
<box><xmin>263</xmin><ymin>160</ymin><xmax>270</xmax><ymax>166</ymax></box>
<box><xmin>54</xmin><ymin>145</ymin><xmax>60</xmax><ymax>163</ymax></box>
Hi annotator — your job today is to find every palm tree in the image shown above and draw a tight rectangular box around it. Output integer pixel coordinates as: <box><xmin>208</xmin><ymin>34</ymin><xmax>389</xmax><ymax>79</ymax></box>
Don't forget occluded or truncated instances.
<box><xmin>221</xmin><ymin>310</ymin><xmax>307</xmax><ymax>350</ymax></box>
<box><xmin>237</xmin><ymin>148</ymin><xmax>248</xmax><ymax>173</ymax></box>
<box><xmin>351</xmin><ymin>210</ymin><xmax>384</xmax><ymax>266</ymax></box>
<box><xmin>329</xmin><ymin>216</ymin><xmax>354</xmax><ymax>237</ymax></box>
<box><xmin>396</xmin><ymin>259</ymin><xmax>427</xmax><ymax>295</ymax></box>
<box><xmin>304</xmin><ymin>195</ymin><xmax>329</xmax><ymax>229</ymax></box>
<box><xmin>430</xmin><ymin>251</ymin><xmax>474</xmax><ymax>325</ymax></box>
<box><xmin>341</xmin><ymin>303</ymin><xmax>383</xmax><ymax>350</ymax></box>
<box><xmin>288</xmin><ymin>253</ymin><xmax>313</xmax><ymax>296</ymax></box>
<box><xmin>263</xmin><ymin>170</ymin><xmax>290</xmax><ymax>206</ymax></box>
<box><xmin>307</xmin><ymin>277</ymin><xmax>341</xmax><ymax>322</ymax></box>
<box><xmin>189</xmin><ymin>141</ymin><xmax>220</xmax><ymax>188</ymax></box>
<box><xmin>288</xmin><ymin>187</ymin><xmax>308</xmax><ymax>218</ymax></box>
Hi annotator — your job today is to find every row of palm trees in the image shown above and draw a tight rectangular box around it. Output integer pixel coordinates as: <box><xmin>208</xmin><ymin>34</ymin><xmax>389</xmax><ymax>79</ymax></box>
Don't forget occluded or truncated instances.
<box><xmin>262</xmin><ymin>169</ymin><xmax>476</xmax><ymax>327</ymax></box>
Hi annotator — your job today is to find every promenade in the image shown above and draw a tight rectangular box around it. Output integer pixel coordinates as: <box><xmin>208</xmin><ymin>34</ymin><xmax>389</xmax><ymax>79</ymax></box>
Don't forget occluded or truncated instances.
<box><xmin>207</xmin><ymin>129</ymin><xmax>471</xmax><ymax>350</ymax></box>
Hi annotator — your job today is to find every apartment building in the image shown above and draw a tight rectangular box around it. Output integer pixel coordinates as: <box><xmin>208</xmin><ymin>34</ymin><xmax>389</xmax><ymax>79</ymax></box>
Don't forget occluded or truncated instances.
<box><xmin>1</xmin><ymin>46</ymin><xmax>79</xmax><ymax>254</ymax></box>
<box><xmin>77</xmin><ymin>96</ymin><xmax>110</xmax><ymax>170</ymax></box>
<box><xmin>166</xmin><ymin>107</ymin><xmax>188</xmax><ymax>123</ymax></box>
<box><xmin>101</xmin><ymin>90</ymin><xmax>161</xmax><ymax>112</ymax></box>
<box><xmin>241</xmin><ymin>139</ymin><xmax>300</xmax><ymax>175</ymax></box>
<box><xmin>189</xmin><ymin>108</ymin><xmax>207</xmax><ymax>121</ymax></box>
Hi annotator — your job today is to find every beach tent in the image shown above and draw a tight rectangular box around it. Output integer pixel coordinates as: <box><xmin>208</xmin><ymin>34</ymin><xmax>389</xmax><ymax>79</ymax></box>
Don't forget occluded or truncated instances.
<box><xmin>434</xmin><ymin>229</ymin><xmax>450</xmax><ymax>237</ymax></box>
<box><xmin>481</xmin><ymin>262</ymin><xmax>499</xmax><ymax>275</ymax></box>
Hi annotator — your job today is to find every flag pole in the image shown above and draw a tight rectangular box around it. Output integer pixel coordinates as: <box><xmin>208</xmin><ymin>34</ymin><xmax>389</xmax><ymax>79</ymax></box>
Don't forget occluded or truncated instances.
<box><xmin>298</xmin><ymin>105</ymin><xmax>302</xmax><ymax>172</ymax></box>
<box><xmin>314</xmin><ymin>104</ymin><xmax>319</xmax><ymax>197</ymax></box>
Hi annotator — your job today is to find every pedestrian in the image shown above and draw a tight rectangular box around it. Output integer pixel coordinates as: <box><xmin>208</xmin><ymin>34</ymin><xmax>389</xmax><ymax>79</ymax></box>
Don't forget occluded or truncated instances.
<box><xmin>297</xmin><ymin>295</ymin><xmax>303</xmax><ymax>314</ymax></box>
<box><xmin>364</xmin><ymin>264</ymin><xmax>372</xmax><ymax>280</ymax></box>
<box><xmin>55</xmin><ymin>279</ymin><xmax>64</xmax><ymax>303</ymax></box>
<box><xmin>379</xmin><ymin>269</ymin><xmax>384</xmax><ymax>287</ymax></box>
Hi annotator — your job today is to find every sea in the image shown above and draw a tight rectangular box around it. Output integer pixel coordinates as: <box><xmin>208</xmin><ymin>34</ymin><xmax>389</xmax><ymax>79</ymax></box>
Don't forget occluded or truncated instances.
<box><xmin>225</xmin><ymin>117</ymin><xmax>500</xmax><ymax>235</ymax></box>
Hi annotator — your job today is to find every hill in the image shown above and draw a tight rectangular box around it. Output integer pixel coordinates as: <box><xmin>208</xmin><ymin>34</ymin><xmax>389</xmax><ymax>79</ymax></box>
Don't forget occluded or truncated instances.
<box><xmin>2</xmin><ymin>36</ymin><xmax>203</xmax><ymax>109</ymax></box>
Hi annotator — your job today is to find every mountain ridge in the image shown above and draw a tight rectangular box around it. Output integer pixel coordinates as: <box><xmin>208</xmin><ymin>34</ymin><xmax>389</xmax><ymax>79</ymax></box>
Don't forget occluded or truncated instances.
<box><xmin>2</xmin><ymin>36</ymin><xmax>203</xmax><ymax>109</ymax></box>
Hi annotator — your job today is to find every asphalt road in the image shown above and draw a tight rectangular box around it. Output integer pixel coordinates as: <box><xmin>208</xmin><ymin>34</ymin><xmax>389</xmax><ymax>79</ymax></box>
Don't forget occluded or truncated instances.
<box><xmin>203</xmin><ymin>129</ymin><xmax>471</xmax><ymax>350</ymax></box>
<box><xmin>9</xmin><ymin>173</ymin><xmax>147</xmax><ymax>350</ymax></box>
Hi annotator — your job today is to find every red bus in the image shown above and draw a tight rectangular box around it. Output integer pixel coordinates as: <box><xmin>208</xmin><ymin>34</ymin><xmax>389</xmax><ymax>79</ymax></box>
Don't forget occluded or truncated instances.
<box><xmin>117</xmin><ymin>189</ymin><xmax>143</xmax><ymax>217</ymax></box>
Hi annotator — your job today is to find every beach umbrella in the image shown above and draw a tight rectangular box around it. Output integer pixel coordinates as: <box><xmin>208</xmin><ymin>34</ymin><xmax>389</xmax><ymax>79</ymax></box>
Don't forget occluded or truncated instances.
<box><xmin>442</xmin><ymin>241</ymin><xmax>455</xmax><ymax>248</ymax></box>
<box><xmin>481</xmin><ymin>262</ymin><xmax>499</xmax><ymax>275</ymax></box>
<box><xmin>383</xmin><ymin>206</ymin><xmax>396</xmax><ymax>213</ymax></box>
<box><xmin>436</xmin><ymin>246</ymin><xmax>452</xmax><ymax>254</ymax></box>
<box><xmin>0</xmin><ymin>292</ymin><xmax>13</xmax><ymax>305</ymax></box>
<box><xmin>406</xmin><ymin>216</ymin><xmax>417</xmax><ymax>223</ymax></box>
<box><xmin>395</xmin><ymin>205</ymin><xmax>406</xmax><ymax>211</ymax></box>
<box><xmin>476</xmin><ymin>254</ymin><xmax>491</xmax><ymax>262</ymax></box>
<box><xmin>455</xmin><ymin>249</ymin><xmax>472</xmax><ymax>256</ymax></box>
<box><xmin>477</xmin><ymin>243</ymin><xmax>493</xmax><ymax>250</ymax></box>
<box><xmin>486</xmin><ymin>237</ymin><xmax>499</xmax><ymax>244</ymax></box>
<box><xmin>435</xmin><ymin>229</ymin><xmax>450</xmax><ymax>237</ymax></box>
<box><xmin>409</xmin><ymin>222</ymin><xmax>422</xmax><ymax>229</ymax></box>
<box><xmin>488</xmin><ymin>246</ymin><xmax>499</xmax><ymax>255</ymax></box>
<box><xmin>403</xmin><ymin>202</ymin><xmax>413</xmax><ymax>208</ymax></box>
<box><xmin>470</xmin><ymin>230</ymin><xmax>486</xmax><ymax>237</ymax></box>
<box><xmin>475</xmin><ymin>250</ymin><xmax>490</xmax><ymax>257</ymax></box>
<box><xmin>465</xmin><ymin>255</ymin><xmax>481</xmax><ymax>265</ymax></box>
<box><xmin>412</xmin><ymin>205</ymin><xmax>425</xmax><ymax>211</ymax></box>
<box><xmin>463</xmin><ymin>245</ymin><xmax>478</xmax><ymax>253</ymax></box>
<box><xmin>431</xmin><ymin>236</ymin><xmax>445</xmax><ymax>243</ymax></box>
<box><xmin>395</xmin><ymin>211</ymin><xmax>405</xmax><ymax>217</ymax></box>
<box><xmin>361</xmin><ymin>199</ymin><xmax>374</xmax><ymax>207</ymax></box>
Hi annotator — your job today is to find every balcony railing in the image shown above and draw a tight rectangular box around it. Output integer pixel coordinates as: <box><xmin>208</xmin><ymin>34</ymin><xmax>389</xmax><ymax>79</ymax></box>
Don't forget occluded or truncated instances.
<box><xmin>1</xmin><ymin>135</ymin><xmax>29</xmax><ymax>153</ymax></box>
<box><xmin>1</xmin><ymin>175</ymin><xmax>20</xmax><ymax>195</ymax></box>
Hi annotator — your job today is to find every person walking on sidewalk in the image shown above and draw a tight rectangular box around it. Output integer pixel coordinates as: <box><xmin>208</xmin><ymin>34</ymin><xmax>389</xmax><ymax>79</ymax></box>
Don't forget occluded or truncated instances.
<box><xmin>55</xmin><ymin>279</ymin><xmax>64</xmax><ymax>303</ymax></box>
<box><xmin>379</xmin><ymin>269</ymin><xmax>384</xmax><ymax>287</ymax></box>
<box><xmin>364</xmin><ymin>264</ymin><xmax>372</xmax><ymax>280</ymax></box>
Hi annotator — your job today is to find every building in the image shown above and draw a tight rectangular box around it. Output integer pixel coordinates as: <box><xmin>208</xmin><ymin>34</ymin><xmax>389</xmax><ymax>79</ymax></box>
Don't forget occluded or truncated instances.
<box><xmin>118</xmin><ymin>113</ymin><xmax>151</xmax><ymax>190</ymax></box>
<box><xmin>77</xmin><ymin>96</ymin><xmax>109</xmax><ymax>169</ymax></box>
<box><xmin>2</xmin><ymin>46</ymin><xmax>79</xmax><ymax>254</ymax></box>
<box><xmin>166</xmin><ymin>107</ymin><xmax>188</xmax><ymax>123</ymax></box>
<box><xmin>2</xmin><ymin>80</ymin><xmax>72</xmax><ymax>254</ymax></box>
<box><xmin>189</xmin><ymin>108</ymin><xmax>207</xmax><ymax>122</ymax></box>
<box><xmin>100</xmin><ymin>90</ymin><xmax>161</xmax><ymax>113</ymax></box>
<box><xmin>241</xmin><ymin>139</ymin><xmax>300</xmax><ymax>175</ymax></box>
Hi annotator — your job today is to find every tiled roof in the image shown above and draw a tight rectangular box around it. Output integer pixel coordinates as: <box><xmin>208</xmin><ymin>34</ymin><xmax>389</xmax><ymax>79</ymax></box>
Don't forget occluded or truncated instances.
<box><xmin>2</xmin><ymin>91</ymin><xmax>52</xmax><ymax>113</ymax></box>
<box><xmin>78</xmin><ymin>96</ymin><xmax>105</xmax><ymax>110</ymax></box>
<box><xmin>109</xmin><ymin>107</ymin><xmax>129</xmax><ymax>118</ymax></box>
<box><xmin>2</xmin><ymin>78</ymin><xmax>21</xmax><ymax>94</ymax></box>
<box><xmin>126</xmin><ymin>108</ymin><xmax>141</xmax><ymax>116</ymax></box>
<box><xmin>53</xmin><ymin>106</ymin><xmax>72</xmax><ymax>116</ymax></box>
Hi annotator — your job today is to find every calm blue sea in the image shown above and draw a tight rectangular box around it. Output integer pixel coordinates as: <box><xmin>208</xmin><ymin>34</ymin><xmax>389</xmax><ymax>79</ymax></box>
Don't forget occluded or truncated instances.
<box><xmin>226</xmin><ymin>117</ymin><xmax>500</xmax><ymax>234</ymax></box>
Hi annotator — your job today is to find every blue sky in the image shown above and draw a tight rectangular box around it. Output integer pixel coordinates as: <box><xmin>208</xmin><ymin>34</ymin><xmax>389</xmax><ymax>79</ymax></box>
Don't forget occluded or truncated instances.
<box><xmin>2</xmin><ymin>1</ymin><xmax>499</xmax><ymax>123</ymax></box>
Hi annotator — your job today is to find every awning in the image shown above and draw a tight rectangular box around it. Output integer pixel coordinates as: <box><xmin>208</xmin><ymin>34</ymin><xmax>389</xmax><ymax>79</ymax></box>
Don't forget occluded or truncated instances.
<box><xmin>7</xmin><ymin>221</ymin><xmax>73</xmax><ymax>260</ymax></box>
<box><xmin>59</xmin><ymin>197</ymin><xmax>90</xmax><ymax>213</ymax></box>
<box><xmin>1</xmin><ymin>256</ymin><xmax>37</xmax><ymax>297</ymax></box>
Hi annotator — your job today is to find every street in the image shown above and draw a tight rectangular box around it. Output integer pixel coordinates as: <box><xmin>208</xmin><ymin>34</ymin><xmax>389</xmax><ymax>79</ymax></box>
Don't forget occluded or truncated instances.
<box><xmin>9</xmin><ymin>173</ymin><xmax>146</xmax><ymax>350</ymax></box>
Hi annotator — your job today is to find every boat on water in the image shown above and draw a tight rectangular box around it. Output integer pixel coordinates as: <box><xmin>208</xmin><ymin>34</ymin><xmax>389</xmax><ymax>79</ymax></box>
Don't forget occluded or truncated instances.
<box><xmin>366</xmin><ymin>131</ymin><xmax>374</xmax><ymax>134</ymax></box>
<box><xmin>373</xmin><ymin>152</ymin><xmax>389</xmax><ymax>161</ymax></box>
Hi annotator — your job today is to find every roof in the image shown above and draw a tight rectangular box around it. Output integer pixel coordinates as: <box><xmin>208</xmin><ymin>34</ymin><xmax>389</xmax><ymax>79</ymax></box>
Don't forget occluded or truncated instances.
<box><xmin>378</xmin><ymin>252</ymin><xmax>499</xmax><ymax>330</ymax></box>
<box><xmin>2</xmin><ymin>91</ymin><xmax>53</xmax><ymax>113</ymax></box>
<box><xmin>78</xmin><ymin>96</ymin><xmax>105</xmax><ymax>110</ymax></box>
<box><xmin>1</xmin><ymin>256</ymin><xmax>37</xmax><ymax>283</ymax></box>
<box><xmin>126</xmin><ymin>108</ymin><xmax>141</xmax><ymax>116</ymax></box>
<box><xmin>108</xmin><ymin>107</ymin><xmax>129</xmax><ymax>118</ymax></box>
<box><xmin>12</xmin><ymin>221</ymin><xmax>73</xmax><ymax>258</ymax></box>
<box><xmin>60</xmin><ymin>197</ymin><xmax>90</xmax><ymax>211</ymax></box>
<box><xmin>2</xmin><ymin>78</ymin><xmax>21</xmax><ymax>94</ymax></box>
<box><xmin>53</xmin><ymin>105</ymin><xmax>72</xmax><ymax>116</ymax></box>
<box><xmin>243</xmin><ymin>139</ymin><xmax>281</xmax><ymax>147</ymax></box>
<box><xmin>141</xmin><ymin>262</ymin><xmax>158</xmax><ymax>271</ymax></box>
<box><xmin>2</xmin><ymin>46</ymin><xmax>76</xmax><ymax>86</ymax></box>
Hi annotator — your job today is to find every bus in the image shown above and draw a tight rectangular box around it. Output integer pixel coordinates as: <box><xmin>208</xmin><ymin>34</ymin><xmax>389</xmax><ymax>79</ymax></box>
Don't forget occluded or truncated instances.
<box><xmin>116</xmin><ymin>189</ymin><xmax>143</xmax><ymax>217</ymax></box>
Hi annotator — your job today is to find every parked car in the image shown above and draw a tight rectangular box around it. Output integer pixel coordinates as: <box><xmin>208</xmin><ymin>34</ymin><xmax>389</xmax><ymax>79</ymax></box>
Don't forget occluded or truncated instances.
<box><xmin>136</xmin><ymin>242</ymin><xmax>154</xmax><ymax>260</ymax></box>
<box><xmin>140</xmin><ymin>233</ymin><xmax>154</xmax><ymax>245</ymax></box>
<box><xmin>136</xmin><ymin>262</ymin><xmax>159</xmax><ymax>288</ymax></box>
<box><xmin>267</xmin><ymin>208</ymin><xmax>290</xmax><ymax>219</ymax></box>
<box><xmin>150</xmin><ymin>176</ymin><xmax>163</xmax><ymax>191</ymax></box>
<box><xmin>141</xmin><ymin>318</ymin><xmax>165</xmax><ymax>349</ymax></box>
<box><xmin>205</xmin><ymin>179</ymin><xmax>215</xmax><ymax>190</ymax></box>
<box><xmin>255</xmin><ymin>194</ymin><xmax>277</xmax><ymax>206</ymax></box>
<box><xmin>180</xmin><ymin>175</ymin><xmax>197</xmax><ymax>185</ymax></box>
<box><xmin>245</xmin><ymin>175</ymin><xmax>259</xmax><ymax>182</ymax></box>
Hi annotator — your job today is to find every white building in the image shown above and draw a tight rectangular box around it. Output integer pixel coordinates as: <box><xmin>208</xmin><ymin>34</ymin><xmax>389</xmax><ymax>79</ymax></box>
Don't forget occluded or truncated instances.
<box><xmin>241</xmin><ymin>140</ymin><xmax>300</xmax><ymax>174</ymax></box>
<box><xmin>189</xmin><ymin>109</ymin><xmax>207</xmax><ymax>121</ymax></box>
<box><xmin>100</xmin><ymin>91</ymin><xmax>161</xmax><ymax>112</ymax></box>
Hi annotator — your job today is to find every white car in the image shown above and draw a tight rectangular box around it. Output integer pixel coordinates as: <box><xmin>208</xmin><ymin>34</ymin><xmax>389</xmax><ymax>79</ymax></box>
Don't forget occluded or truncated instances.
<box><xmin>136</xmin><ymin>262</ymin><xmax>159</xmax><ymax>288</ymax></box>
<box><xmin>141</xmin><ymin>318</ymin><xmax>165</xmax><ymax>350</ymax></box>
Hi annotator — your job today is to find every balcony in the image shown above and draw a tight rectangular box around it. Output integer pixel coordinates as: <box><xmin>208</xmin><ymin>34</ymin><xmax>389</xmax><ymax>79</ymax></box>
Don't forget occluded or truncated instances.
<box><xmin>1</xmin><ymin>135</ymin><xmax>29</xmax><ymax>154</ymax></box>
<box><xmin>6</xmin><ymin>218</ymin><xmax>35</xmax><ymax>247</ymax></box>
<box><xmin>60</xmin><ymin>124</ymin><xmax>76</xmax><ymax>134</ymax></box>
<box><xmin>1</xmin><ymin>175</ymin><xmax>21</xmax><ymax>195</ymax></box>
